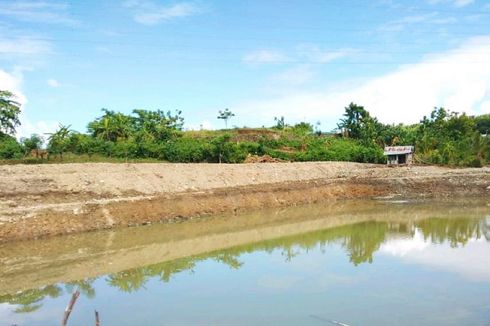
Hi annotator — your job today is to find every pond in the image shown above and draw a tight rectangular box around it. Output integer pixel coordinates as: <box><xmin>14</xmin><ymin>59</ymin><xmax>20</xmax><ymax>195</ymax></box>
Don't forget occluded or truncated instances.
<box><xmin>1</xmin><ymin>199</ymin><xmax>489</xmax><ymax>325</ymax></box>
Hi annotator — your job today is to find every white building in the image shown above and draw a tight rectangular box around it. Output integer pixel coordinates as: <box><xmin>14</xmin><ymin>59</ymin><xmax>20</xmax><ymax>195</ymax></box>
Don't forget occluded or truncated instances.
<box><xmin>384</xmin><ymin>146</ymin><xmax>414</xmax><ymax>165</ymax></box>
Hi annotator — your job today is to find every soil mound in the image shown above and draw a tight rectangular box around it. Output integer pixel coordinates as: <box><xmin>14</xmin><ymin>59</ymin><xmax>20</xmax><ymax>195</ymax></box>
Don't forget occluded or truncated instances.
<box><xmin>244</xmin><ymin>154</ymin><xmax>284</xmax><ymax>163</ymax></box>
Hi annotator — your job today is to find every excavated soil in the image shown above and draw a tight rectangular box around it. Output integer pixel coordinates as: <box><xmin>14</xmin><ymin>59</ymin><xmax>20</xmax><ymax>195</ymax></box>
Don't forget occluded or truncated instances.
<box><xmin>0</xmin><ymin>162</ymin><xmax>489</xmax><ymax>242</ymax></box>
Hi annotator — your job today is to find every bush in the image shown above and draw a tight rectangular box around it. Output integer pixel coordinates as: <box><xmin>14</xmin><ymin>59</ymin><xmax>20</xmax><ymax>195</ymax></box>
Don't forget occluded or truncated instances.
<box><xmin>0</xmin><ymin>136</ymin><xmax>23</xmax><ymax>159</ymax></box>
<box><xmin>209</xmin><ymin>136</ymin><xmax>261</xmax><ymax>163</ymax></box>
<box><xmin>300</xmin><ymin>138</ymin><xmax>384</xmax><ymax>163</ymax></box>
<box><xmin>163</xmin><ymin>138</ymin><xmax>210</xmax><ymax>163</ymax></box>
<box><xmin>136</xmin><ymin>141</ymin><xmax>163</xmax><ymax>158</ymax></box>
<box><xmin>465</xmin><ymin>157</ymin><xmax>483</xmax><ymax>168</ymax></box>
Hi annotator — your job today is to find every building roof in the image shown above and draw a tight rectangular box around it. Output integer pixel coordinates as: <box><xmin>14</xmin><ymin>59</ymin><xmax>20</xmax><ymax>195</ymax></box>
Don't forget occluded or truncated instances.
<box><xmin>384</xmin><ymin>146</ymin><xmax>414</xmax><ymax>155</ymax></box>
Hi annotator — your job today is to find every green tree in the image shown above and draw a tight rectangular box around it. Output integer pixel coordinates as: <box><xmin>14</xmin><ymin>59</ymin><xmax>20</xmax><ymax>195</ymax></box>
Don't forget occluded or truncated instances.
<box><xmin>417</xmin><ymin>107</ymin><xmax>484</xmax><ymax>165</ymax></box>
<box><xmin>211</xmin><ymin>134</ymin><xmax>231</xmax><ymax>163</ymax></box>
<box><xmin>47</xmin><ymin>124</ymin><xmax>72</xmax><ymax>159</ymax></box>
<box><xmin>0</xmin><ymin>90</ymin><xmax>21</xmax><ymax>136</ymax></box>
<box><xmin>378</xmin><ymin>123</ymin><xmax>418</xmax><ymax>147</ymax></box>
<box><xmin>474</xmin><ymin>114</ymin><xmax>490</xmax><ymax>135</ymax></box>
<box><xmin>337</xmin><ymin>103</ymin><xmax>381</xmax><ymax>145</ymax></box>
<box><xmin>0</xmin><ymin>135</ymin><xmax>23</xmax><ymax>159</ymax></box>
<box><xmin>273</xmin><ymin>116</ymin><xmax>286</xmax><ymax>130</ymax></box>
<box><xmin>87</xmin><ymin>109</ymin><xmax>133</xmax><ymax>142</ymax></box>
<box><xmin>132</xmin><ymin>109</ymin><xmax>183</xmax><ymax>142</ymax></box>
<box><xmin>217</xmin><ymin>108</ymin><xmax>235</xmax><ymax>129</ymax></box>
<box><xmin>20</xmin><ymin>134</ymin><xmax>44</xmax><ymax>155</ymax></box>
<box><xmin>68</xmin><ymin>132</ymin><xmax>103</xmax><ymax>157</ymax></box>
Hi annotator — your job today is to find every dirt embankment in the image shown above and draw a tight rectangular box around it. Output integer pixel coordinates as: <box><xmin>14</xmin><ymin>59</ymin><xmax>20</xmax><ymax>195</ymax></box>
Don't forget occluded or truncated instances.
<box><xmin>0</xmin><ymin>162</ymin><xmax>489</xmax><ymax>242</ymax></box>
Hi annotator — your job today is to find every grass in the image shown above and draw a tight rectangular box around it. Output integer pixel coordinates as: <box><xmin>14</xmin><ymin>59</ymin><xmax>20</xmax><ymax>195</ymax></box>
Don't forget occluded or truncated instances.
<box><xmin>0</xmin><ymin>153</ymin><xmax>163</xmax><ymax>165</ymax></box>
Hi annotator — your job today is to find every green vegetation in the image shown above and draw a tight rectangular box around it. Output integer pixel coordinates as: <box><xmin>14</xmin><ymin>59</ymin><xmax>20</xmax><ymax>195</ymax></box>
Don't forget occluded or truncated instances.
<box><xmin>0</xmin><ymin>88</ymin><xmax>489</xmax><ymax>166</ymax></box>
<box><xmin>217</xmin><ymin>108</ymin><xmax>235</xmax><ymax>128</ymax></box>
<box><xmin>0</xmin><ymin>90</ymin><xmax>21</xmax><ymax>137</ymax></box>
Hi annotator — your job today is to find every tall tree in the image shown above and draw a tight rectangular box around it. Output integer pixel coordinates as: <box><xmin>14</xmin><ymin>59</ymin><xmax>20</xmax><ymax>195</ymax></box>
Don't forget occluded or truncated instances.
<box><xmin>337</xmin><ymin>102</ymin><xmax>381</xmax><ymax>144</ymax></box>
<box><xmin>0</xmin><ymin>90</ymin><xmax>21</xmax><ymax>136</ymax></box>
<box><xmin>217</xmin><ymin>108</ymin><xmax>235</xmax><ymax>129</ymax></box>
<box><xmin>87</xmin><ymin>109</ymin><xmax>133</xmax><ymax>142</ymax></box>
<box><xmin>273</xmin><ymin>116</ymin><xmax>286</xmax><ymax>129</ymax></box>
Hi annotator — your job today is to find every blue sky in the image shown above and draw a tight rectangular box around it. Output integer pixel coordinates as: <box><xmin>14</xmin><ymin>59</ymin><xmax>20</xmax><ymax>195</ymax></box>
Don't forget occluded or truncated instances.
<box><xmin>1</xmin><ymin>0</ymin><xmax>490</xmax><ymax>137</ymax></box>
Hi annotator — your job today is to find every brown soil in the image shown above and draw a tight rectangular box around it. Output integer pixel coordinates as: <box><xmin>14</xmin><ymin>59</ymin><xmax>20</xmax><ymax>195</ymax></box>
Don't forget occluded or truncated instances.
<box><xmin>244</xmin><ymin>154</ymin><xmax>283</xmax><ymax>163</ymax></box>
<box><xmin>0</xmin><ymin>162</ymin><xmax>489</xmax><ymax>242</ymax></box>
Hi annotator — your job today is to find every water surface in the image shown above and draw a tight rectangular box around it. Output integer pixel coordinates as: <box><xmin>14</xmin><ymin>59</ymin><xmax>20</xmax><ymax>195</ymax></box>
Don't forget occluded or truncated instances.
<box><xmin>1</xmin><ymin>199</ymin><xmax>489</xmax><ymax>325</ymax></box>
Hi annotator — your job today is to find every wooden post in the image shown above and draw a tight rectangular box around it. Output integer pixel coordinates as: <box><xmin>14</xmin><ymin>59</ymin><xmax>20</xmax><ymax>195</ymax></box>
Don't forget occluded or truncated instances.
<box><xmin>95</xmin><ymin>310</ymin><xmax>100</xmax><ymax>326</ymax></box>
<box><xmin>61</xmin><ymin>290</ymin><xmax>80</xmax><ymax>326</ymax></box>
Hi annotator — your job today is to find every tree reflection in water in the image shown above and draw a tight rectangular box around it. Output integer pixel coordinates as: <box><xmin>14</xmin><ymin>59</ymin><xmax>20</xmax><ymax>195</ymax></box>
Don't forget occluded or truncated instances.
<box><xmin>0</xmin><ymin>279</ymin><xmax>97</xmax><ymax>314</ymax></box>
<box><xmin>1</xmin><ymin>215</ymin><xmax>488</xmax><ymax>312</ymax></box>
<box><xmin>416</xmin><ymin>217</ymin><xmax>490</xmax><ymax>247</ymax></box>
<box><xmin>0</xmin><ymin>285</ymin><xmax>62</xmax><ymax>313</ymax></box>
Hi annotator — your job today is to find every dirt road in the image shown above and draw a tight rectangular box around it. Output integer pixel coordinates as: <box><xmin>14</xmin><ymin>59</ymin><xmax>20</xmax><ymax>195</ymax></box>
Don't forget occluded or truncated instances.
<box><xmin>0</xmin><ymin>162</ymin><xmax>489</xmax><ymax>242</ymax></box>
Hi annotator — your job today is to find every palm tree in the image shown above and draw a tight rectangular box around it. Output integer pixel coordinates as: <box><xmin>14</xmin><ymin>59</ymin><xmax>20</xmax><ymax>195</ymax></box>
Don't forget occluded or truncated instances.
<box><xmin>88</xmin><ymin>109</ymin><xmax>133</xmax><ymax>141</ymax></box>
<box><xmin>217</xmin><ymin>108</ymin><xmax>235</xmax><ymax>129</ymax></box>
<box><xmin>46</xmin><ymin>124</ymin><xmax>72</xmax><ymax>159</ymax></box>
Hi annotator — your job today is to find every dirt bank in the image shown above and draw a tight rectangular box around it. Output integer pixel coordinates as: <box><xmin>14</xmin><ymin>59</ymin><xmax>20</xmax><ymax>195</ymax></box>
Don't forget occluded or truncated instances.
<box><xmin>0</xmin><ymin>162</ymin><xmax>489</xmax><ymax>242</ymax></box>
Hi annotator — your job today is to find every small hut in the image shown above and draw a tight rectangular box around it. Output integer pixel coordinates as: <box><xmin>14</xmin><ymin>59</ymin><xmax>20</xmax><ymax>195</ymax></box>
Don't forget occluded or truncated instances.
<box><xmin>384</xmin><ymin>146</ymin><xmax>414</xmax><ymax>165</ymax></box>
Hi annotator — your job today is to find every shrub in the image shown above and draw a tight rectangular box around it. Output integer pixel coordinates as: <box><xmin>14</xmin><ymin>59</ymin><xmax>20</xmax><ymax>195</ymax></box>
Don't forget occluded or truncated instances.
<box><xmin>0</xmin><ymin>136</ymin><xmax>23</xmax><ymax>159</ymax></box>
<box><xmin>163</xmin><ymin>138</ymin><xmax>210</xmax><ymax>163</ymax></box>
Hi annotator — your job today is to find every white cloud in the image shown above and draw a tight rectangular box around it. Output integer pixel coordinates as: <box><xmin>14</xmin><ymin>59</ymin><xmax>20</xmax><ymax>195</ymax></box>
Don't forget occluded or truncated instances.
<box><xmin>47</xmin><ymin>78</ymin><xmax>61</xmax><ymax>88</ymax></box>
<box><xmin>454</xmin><ymin>0</ymin><xmax>474</xmax><ymax>6</ymax></box>
<box><xmin>233</xmin><ymin>36</ymin><xmax>490</xmax><ymax>128</ymax></box>
<box><xmin>379</xmin><ymin>13</ymin><xmax>457</xmax><ymax>32</ymax></box>
<box><xmin>124</xmin><ymin>1</ymin><xmax>202</xmax><ymax>25</ymax></box>
<box><xmin>428</xmin><ymin>0</ymin><xmax>474</xmax><ymax>7</ymax></box>
<box><xmin>297</xmin><ymin>45</ymin><xmax>358</xmax><ymax>63</ymax></box>
<box><xmin>136</xmin><ymin>3</ymin><xmax>200</xmax><ymax>25</ymax></box>
<box><xmin>381</xmin><ymin>231</ymin><xmax>430</xmax><ymax>257</ymax></box>
<box><xmin>0</xmin><ymin>1</ymin><xmax>79</xmax><ymax>26</ymax></box>
<box><xmin>243</xmin><ymin>50</ymin><xmax>289</xmax><ymax>65</ymax></box>
<box><xmin>0</xmin><ymin>36</ymin><xmax>51</xmax><ymax>57</ymax></box>
<box><xmin>381</xmin><ymin>234</ymin><xmax>490</xmax><ymax>281</ymax></box>
<box><xmin>16</xmin><ymin>118</ymin><xmax>58</xmax><ymax>139</ymax></box>
<box><xmin>0</xmin><ymin>69</ymin><xmax>26</xmax><ymax>105</ymax></box>
<box><xmin>244</xmin><ymin>46</ymin><xmax>357</xmax><ymax>66</ymax></box>
<box><xmin>480</xmin><ymin>101</ymin><xmax>490</xmax><ymax>114</ymax></box>
<box><xmin>269</xmin><ymin>65</ymin><xmax>315</xmax><ymax>86</ymax></box>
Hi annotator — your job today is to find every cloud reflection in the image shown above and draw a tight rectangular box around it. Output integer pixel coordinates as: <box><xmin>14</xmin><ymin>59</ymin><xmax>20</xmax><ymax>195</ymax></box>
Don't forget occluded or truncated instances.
<box><xmin>381</xmin><ymin>231</ymin><xmax>490</xmax><ymax>281</ymax></box>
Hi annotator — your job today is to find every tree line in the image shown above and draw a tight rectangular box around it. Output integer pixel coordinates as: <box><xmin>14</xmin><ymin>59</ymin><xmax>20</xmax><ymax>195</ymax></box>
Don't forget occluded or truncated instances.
<box><xmin>0</xmin><ymin>89</ymin><xmax>489</xmax><ymax>166</ymax></box>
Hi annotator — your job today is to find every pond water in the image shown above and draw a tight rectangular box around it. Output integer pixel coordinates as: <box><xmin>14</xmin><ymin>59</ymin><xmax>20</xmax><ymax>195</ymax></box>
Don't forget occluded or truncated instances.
<box><xmin>1</xmin><ymin>199</ymin><xmax>489</xmax><ymax>325</ymax></box>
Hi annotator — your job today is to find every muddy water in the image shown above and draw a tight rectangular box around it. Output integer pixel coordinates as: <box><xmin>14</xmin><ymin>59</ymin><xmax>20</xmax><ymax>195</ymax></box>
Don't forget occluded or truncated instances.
<box><xmin>1</xmin><ymin>199</ymin><xmax>489</xmax><ymax>325</ymax></box>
